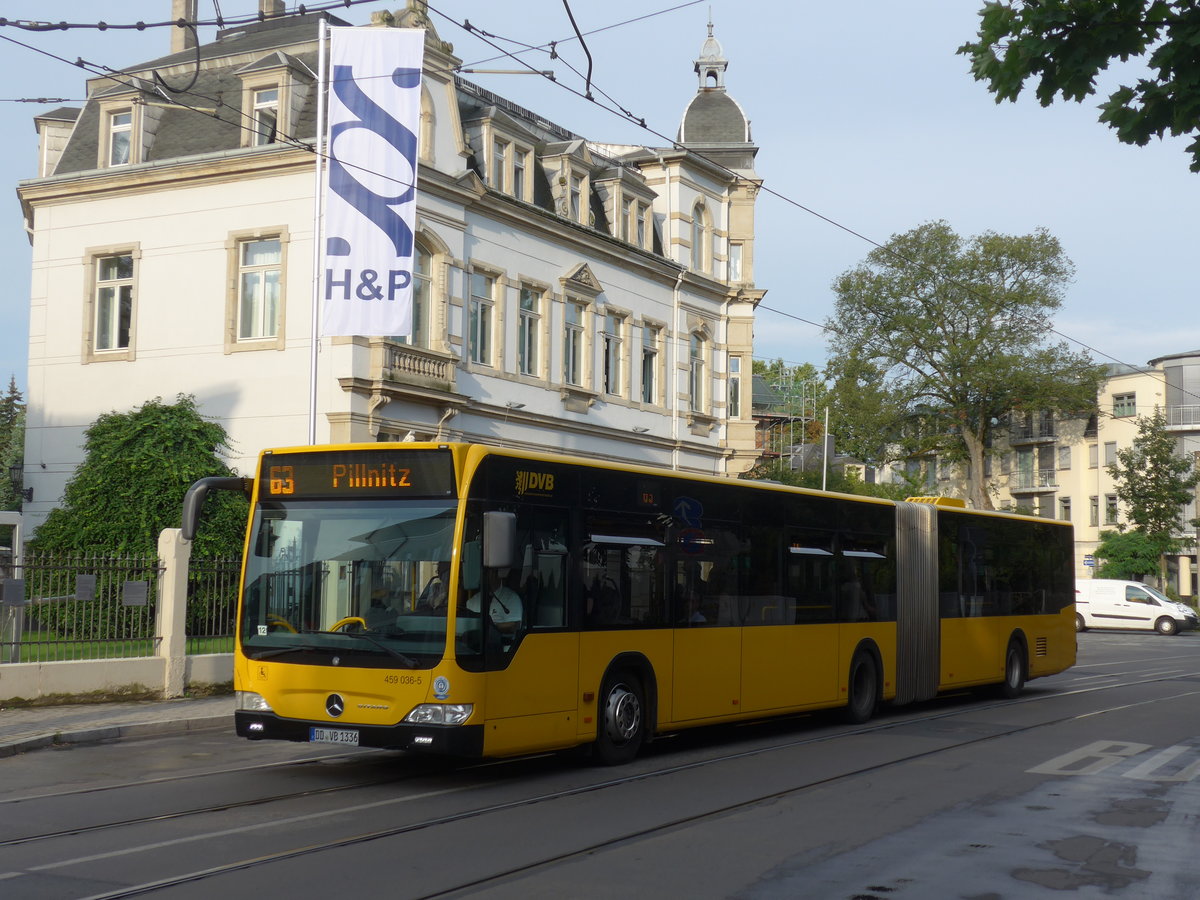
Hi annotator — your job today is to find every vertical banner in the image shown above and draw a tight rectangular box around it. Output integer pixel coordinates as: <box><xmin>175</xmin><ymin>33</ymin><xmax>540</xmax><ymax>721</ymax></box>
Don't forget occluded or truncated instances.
<box><xmin>321</xmin><ymin>27</ymin><xmax>424</xmax><ymax>337</ymax></box>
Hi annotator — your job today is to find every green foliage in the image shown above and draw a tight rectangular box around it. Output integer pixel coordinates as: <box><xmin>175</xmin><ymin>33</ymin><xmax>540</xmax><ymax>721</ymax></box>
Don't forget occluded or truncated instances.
<box><xmin>1109</xmin><ymin>408</ymin><xmax>1200</xmax><ymax>539</ymax></box>
<box><xmin>742</xmin><ymin>459</ymin><xmax>918</xmax><ymax>502</ymax></box>
<box><xmin>753</xmin><ymin>358</ymin><xmax>828</xmax><ymax>449</ymax></box>
<box><xmin>960</xmin><ymin>1</ymin><xmax>1200</xmax><ymax>172</ymax></box>
<box><xmin>1094</xmin><ymin>529</ymin><xmax>1172</xmax><ymax>579</ymax></box>
<box><xmin>28</xmin><ymin>396</ymin><xmax>248</xmax><ymax>558</ymax></box>
<box><xmin>0</xmin><ymin>376</ymin><xmax>24</xmax><ymax>514</ymax></box>
<box><xmin>824</xmin><ymin>220</ymin><xmax>1104</xmax><ymax>510</ymax></box>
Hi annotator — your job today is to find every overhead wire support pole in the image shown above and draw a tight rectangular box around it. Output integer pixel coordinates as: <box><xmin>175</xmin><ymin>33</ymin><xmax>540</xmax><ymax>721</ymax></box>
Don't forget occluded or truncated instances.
<box><xmin>308</xmin><ymin>16</ymin><xmax>328</xmax><ymax>446</ymax></box>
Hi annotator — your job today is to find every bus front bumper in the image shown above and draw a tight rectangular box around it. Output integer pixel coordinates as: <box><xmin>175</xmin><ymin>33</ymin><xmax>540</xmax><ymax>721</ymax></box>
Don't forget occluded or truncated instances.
<box><xmin>235</xmin><ymin>710</ymin><xmax>485</xmax><ymax>756</ymax></box>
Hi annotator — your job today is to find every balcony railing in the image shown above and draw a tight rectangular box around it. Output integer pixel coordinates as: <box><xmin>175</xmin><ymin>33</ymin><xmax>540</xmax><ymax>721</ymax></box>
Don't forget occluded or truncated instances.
<box><xmin>1167</xmin><ymin>405</ymin><xmax>1200</xmax><ymax>428</ymax></box>
<box><xmin>375</xmin><ymin>341</ymin><xmax>456</xmax><ymax>394</ymax></box>
<box><xmin>1009</xmin><ymin>469</ymin><xmax>1058</xmax><ymax>493</ymax></box>
<box><xmin>1009</xmin><ymin>426</ymin><xmax>1057</xmax><ymax>445</ymax></box>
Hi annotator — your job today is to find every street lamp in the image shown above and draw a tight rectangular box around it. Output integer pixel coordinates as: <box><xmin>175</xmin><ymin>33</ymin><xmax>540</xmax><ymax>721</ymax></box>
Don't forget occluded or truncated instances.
<box><xmin>8</xmin><ymin>463</ymin><xmax>32</xmax><ymax>503</ymax></box>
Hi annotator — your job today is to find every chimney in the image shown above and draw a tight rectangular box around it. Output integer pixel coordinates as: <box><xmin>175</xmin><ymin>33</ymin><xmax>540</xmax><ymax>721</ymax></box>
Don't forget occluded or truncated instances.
<box><xmin>171</xmin><ymin>0</ymin><xmax>198</xmax><ymax>54</ymax></box>
<box><xmin>260</xmin><ymin>0</ymin><xmax>286</xmax><ymax>15</ymax></box>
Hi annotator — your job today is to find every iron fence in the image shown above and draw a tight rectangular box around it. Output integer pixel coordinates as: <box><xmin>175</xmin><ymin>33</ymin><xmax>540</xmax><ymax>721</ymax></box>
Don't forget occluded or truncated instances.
<box><xmin>0</xmin><ymin>552</ymin><xmax>242</xmax><ymax>663</ymax></box>
<box><xmin>1</xmin><ymin>552</ymin><xmax>161</xmax><ymax>663</ymax></box>
<box><xmin>186</xmin><ymin>556</ymin><xmax>242</xmax><ymax>652</ymax></box>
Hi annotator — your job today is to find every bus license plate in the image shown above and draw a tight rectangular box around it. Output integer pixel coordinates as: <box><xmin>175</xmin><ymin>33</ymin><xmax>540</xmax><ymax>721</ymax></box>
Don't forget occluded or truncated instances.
<box><xmin>309</xmin><ymin>727</ymin><xmax>359</xmax><ymax>746</ymax></box>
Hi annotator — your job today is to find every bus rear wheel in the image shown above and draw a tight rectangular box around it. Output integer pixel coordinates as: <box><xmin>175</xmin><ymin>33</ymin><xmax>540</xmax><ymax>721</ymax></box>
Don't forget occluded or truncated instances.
<box><xmin>841</xmin><ymin>652</ymin><xmax>878</xmax><ymax>725</ymax></box>
<box><xmin>593</xmin><ymin>673</ymin><xmax>645</xmax><ymax>766</ymax></box>
<box><xmin>999</xmin><ymin>641</ymin><xmax>1026</xmax><ymax>699</ymax></box>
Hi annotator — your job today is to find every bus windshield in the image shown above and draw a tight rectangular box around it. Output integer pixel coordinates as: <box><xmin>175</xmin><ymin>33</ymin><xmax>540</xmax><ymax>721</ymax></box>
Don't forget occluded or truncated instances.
<box><xmin>239</xmin><ymin>499</ymin><xmax>460</xmax><ymax>668</ymax></box>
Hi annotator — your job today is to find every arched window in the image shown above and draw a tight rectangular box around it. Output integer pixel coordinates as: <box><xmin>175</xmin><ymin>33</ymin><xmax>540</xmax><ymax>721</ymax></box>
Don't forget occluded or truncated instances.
<box><xmin>395</xmin><ymin>241</ymin><xmax>432</xmax><ymax>348</ymax></box>
<box><xmin>689</xmin><ymin>332</ymin><xmax>706</xmax><ymax>413</ymax></box>
<box><xmin>691</xmin><ymin>201</ymin><xmax>709</xmax><ymax>272</ymax></box>
<box><xmin>419</xmin><ymin>86</ymin><xmax>435</xmax><ymax>163</ymax></box>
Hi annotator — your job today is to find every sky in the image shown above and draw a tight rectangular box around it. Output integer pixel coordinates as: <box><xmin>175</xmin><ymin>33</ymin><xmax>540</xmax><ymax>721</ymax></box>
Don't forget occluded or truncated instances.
<box><xmin>1</xmin><ymin>0</ymin><xmax>1197</xmax><ymax>399</ymax></box>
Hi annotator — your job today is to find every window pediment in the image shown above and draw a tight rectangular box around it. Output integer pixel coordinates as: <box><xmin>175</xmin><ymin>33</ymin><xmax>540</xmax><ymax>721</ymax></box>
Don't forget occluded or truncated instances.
<box><xmin>561</xmin><ymin>263</ymin><xmax>602</xmax><ymax>297</ymax></box>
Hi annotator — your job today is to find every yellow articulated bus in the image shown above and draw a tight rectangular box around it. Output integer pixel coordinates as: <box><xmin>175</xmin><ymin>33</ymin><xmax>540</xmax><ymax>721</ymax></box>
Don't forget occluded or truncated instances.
<box><xmin>183</xmin><ymin>442</ymin><xmax>1076</xmax><ymax>765</ymax></box>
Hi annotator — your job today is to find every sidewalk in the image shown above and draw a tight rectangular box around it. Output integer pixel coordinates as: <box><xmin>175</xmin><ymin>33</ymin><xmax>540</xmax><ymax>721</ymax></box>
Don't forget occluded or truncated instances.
<box><xmin>0</xmin><ymin>695</ymin><xmax>235</xmax><ymax>758</ymax></box>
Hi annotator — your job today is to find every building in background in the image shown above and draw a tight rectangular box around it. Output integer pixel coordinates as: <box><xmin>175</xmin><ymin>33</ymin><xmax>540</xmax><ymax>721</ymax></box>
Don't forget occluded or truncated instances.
<box><xmin>16</xmin><ymin>1</ymin><xmax>764</xmax><ymax>529</ymax></box>
<box><xmin>860</xmin><ymin>354</ymin><xmax>1200</xmax><ymax>595</ymax></box>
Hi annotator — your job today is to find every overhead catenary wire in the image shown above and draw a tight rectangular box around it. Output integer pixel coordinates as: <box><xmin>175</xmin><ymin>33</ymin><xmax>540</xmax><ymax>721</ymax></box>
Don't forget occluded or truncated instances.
<box><xmin>4</xmin><ymin>2</ymin><xmax>1194</xmax><ymax>409</ymax></box>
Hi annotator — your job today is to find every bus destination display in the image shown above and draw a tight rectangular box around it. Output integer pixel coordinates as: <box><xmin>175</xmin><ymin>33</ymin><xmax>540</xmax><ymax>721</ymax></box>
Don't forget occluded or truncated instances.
<box><xmin>261</xmin><ymin>450</ymin><xmax>456</xmax><ymax>498</ymax></box>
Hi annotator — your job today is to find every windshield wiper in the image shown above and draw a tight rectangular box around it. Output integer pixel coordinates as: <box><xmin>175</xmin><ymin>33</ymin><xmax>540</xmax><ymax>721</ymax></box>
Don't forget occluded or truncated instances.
<box><xmin>302</xmin><ymin>629</ymin><xmax>420</xmax><ymax>668</ymax></box>
<box><xmin>248</xmin><ymin>643</ymin><xmax>319</xmax><ymax>661</ymax></box>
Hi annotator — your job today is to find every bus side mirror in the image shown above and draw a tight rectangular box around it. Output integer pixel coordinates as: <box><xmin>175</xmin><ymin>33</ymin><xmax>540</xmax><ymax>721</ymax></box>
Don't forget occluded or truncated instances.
<box><xmin>181</xmin><ymin>476</ymin><xmax>252</xmax><ymax>542</ymax></box>
<box><xmin>483</xmin><ymin>511</ymin><xmax>517</xmax><ymax>568</ymax></box>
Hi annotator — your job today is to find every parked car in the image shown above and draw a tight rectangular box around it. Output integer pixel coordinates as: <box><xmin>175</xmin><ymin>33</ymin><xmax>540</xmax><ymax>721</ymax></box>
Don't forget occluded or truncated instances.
<box><xmin>1075</xmin><ymin>579</ymin><xmax>1198</xmax><ymax>635</ymax></box>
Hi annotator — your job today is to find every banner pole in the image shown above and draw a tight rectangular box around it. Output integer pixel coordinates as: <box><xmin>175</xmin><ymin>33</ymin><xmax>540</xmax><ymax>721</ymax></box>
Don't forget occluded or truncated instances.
<box><xmin>307</xmin><ymin>16</ymin><xmax>329</xmax><ymax>446</ymax></box>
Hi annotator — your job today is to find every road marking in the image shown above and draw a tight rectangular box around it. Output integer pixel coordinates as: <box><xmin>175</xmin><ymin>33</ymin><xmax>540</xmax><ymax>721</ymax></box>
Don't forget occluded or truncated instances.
<box><xmin>25</xmin><ymin>783</ymin><xmax>475</xmax><ymax>875</ymax></box>
<box><xmin>1122</xmin><ymin>744</ymin><xmax>1200</xmax><ymax>783</ymax></box>
<box><xmin>1027</xmin><ymin>740</ymin><xmax>1151</xmax><ymax>776</ymax></box>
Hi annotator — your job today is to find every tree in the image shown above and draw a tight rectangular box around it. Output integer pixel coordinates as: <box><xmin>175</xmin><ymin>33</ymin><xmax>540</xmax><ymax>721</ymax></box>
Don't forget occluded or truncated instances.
<box><xmin>825</xmin><ymin>220</ymin><xmax>1104</xmax><ymax>510</ymax></box>
<box><xmin>1094</xmin><ymin>529</ymin><xmax>1167</xmax><ymax>580</ymax></box>
<box><xmin>741</xmin><ymin>458</ymin><xmax>919</xmax><ymax>502</ymax></box>
<box><xmin>1107</xmin><ymin>408</ymin><xmax>1200</xmax><ymax>582</ymax></box>
<box><xmin>0</xmin><ymin>377</ymin><xmax>24</xmax><ymax>514</ymax></box>
<box><xmin>959</xmin><ymin>1</ymin><xmax>1200</xmax><ymax>171</ymax></box>
<box><xmin>28</xmin><ymin>395</ymin><xmax>247</xmax><ymax>558</ymax></box>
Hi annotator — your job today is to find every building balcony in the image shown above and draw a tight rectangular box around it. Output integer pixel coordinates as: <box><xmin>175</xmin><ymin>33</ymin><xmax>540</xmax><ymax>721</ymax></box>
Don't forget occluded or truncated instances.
<box><xmin>1166</xmin><ymin>405</ymin><xmax>1200</xmax><ymax>428</ymax></box>
<box><xmin>1009</xmin><ymin>426</ymin><xmax>1057</xmax><ymax>446</ymax></box>
<box><xmin>375</xmin><ymin>340</ymin><xmax>457</xmax><ymax>395</ymax></box>
<box><xmin>1009</xmin><ymin>469</ymin><xmax>1058</xmax><ymax>494</ymax></box>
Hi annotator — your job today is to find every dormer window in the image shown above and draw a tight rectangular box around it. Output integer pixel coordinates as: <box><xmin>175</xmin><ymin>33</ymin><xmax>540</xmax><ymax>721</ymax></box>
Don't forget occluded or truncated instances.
<box><xmin>485</xmin><ymin>132</ymin><xmax>532</xmax><ymax>201</ymax></box>
<box><xmin>569</xmin><ymin>174</ymin><xmax>583</xmax><ymax>221</ymax></box>
<box><xmin>491</xmin><ymin>139</ymin><xmax>507</xmax><ymax>189</ymax></box>
<box><xmin>513</xmin><ymin>149</ymin><xmax>527</xmax><ymax>199</ymax></box>
<box><xmin>252</xmin><ymin>88</ymin><xmax>279</xmax><ymax>146</ymax></box>
<box><xmin>107</xmin><ymin>109</ymin><xmax>133</xmax><ymax>166</ymax></box>
<box><xmin>237</xmin><ymin>53</ymin><xmax>313</xmax><ymax>150</ymax></box>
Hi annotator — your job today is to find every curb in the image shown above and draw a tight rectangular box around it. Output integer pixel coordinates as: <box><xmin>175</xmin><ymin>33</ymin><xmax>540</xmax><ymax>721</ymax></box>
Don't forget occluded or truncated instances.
<box><xmin>0</xmin><ymin>713</ymin><xmax>230</xmax><ymax>758</ymax></box>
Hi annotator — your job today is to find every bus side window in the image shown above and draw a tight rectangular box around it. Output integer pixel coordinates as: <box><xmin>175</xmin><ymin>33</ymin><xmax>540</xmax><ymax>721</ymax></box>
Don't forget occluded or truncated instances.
<box><xmin>530</xmin><ymin>550</ymin><xmax>567</xmax><ymax>627</ymax></box>
<box><xmin>513</xmin><ymin>509</ymin><xmax>569</xmax><ymax>629</ymax></box>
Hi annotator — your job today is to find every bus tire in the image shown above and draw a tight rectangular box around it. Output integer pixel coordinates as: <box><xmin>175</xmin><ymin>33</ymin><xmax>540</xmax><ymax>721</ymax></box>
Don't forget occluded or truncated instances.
<box><xmin>1075</xmin><ymin>613</ymin><xmax>1087</xmax><ymax>633</ymax></box>
<box><xmin>1156</xmin><ymin>617</ymin><xmax>1178</xmax><ymax>636</ymax></box>
<box><xmin>841</xmin><ymin>651</ymin><xmax>878</xmax><ymax>725</ymax></box>
<box><xmin>593</xmin><ymin>672</ymin><xmax>645</xmax><ymax>766</ymax></box>
<box><xmin>999</xmin><ymin>640</ymin><xmax>1026</xmax><ymax>699</ymax></box>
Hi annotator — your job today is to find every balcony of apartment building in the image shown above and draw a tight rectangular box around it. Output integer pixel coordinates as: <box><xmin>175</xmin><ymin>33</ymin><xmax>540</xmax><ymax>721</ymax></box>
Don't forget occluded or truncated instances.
<box><xmin>1009</xmin><ymin>468</ymin><xmax>1058</xmax><ymax>495</ymax></box>
<box><xmin>1166</xmin><ymin>405</ymin><xmax>1200</xmax><ymax>429</ymax></box>
<box><xmin>1009</xmin><ymin>412</ymin><xmax>1057</xmax><ymax>446</ymax></box>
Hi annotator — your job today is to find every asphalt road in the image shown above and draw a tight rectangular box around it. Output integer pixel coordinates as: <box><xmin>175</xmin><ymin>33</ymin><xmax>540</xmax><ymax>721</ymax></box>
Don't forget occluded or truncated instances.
<box><xmin>2</xmin><ymin>630</ymin><xmax>1199</xmax><ymax>899</ymax></box>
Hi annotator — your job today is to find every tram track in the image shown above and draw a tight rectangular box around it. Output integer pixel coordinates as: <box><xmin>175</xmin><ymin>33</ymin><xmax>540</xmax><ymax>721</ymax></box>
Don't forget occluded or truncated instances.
<box><xmin>9</xmin><ymin>666</ymin><xmax>1195</xmax><ymax>900</ymax></box>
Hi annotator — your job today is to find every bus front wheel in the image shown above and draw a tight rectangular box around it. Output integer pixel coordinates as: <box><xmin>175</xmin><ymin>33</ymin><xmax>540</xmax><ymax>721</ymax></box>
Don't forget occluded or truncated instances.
<box><xmin>841</xmin><ymin>652</ymin><xmax>878</xmax><ymax>725</ymax></box>
<box><xmin>593</xmin><ymin>673</ymin><xmax>645</xmax><ymax>766</ymax></box>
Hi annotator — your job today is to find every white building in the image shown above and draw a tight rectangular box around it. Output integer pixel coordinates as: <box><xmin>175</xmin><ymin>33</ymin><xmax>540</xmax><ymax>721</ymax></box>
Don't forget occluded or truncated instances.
<box><xmin>16</xmin><ymin>2</ymin><xmax>764</xmax><ymax>529</ymax></box>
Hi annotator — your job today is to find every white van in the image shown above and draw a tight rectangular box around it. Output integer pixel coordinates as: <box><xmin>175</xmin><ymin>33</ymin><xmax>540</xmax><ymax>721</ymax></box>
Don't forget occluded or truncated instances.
<box><xmin>1075</xmin><ymin>579</ymin><xmax>1198</xmax><ymax>635</ymax></box>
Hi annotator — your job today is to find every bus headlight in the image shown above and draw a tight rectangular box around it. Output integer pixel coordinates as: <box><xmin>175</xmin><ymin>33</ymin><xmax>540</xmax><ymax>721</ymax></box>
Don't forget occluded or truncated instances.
<box><xmin>236</xmin><ymin>691</ymin><xmax>273</xmax><ymax>713</ymax></box>
<box><xmin>403</xmin><ymin>703</ymin><xmax>474</xmax><ymax>726</ymax></box>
